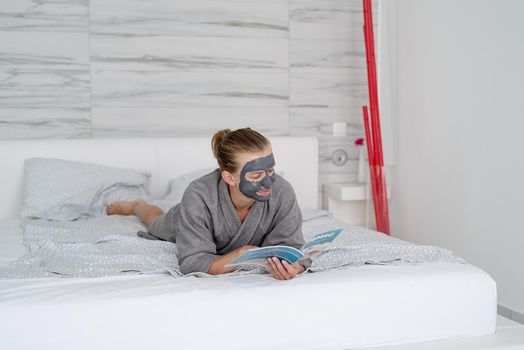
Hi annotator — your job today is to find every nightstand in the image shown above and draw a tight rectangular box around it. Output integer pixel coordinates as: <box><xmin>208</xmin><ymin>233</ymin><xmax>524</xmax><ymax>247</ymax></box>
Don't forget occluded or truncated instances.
<box><xmin>322</xmin><ymin>182</ymin><xmax>391</xmax><ymax>228</ymax></box>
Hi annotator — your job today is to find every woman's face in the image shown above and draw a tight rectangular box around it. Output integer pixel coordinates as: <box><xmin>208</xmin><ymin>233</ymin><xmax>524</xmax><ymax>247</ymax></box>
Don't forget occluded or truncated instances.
<box><xmin>234</xmin><ymin>146</ymin><xmax>276</xmax><ymax>202</ymax></box>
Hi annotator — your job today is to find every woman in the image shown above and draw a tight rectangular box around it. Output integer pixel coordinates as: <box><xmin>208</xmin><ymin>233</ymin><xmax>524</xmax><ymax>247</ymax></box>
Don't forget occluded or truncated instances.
<box><xmin>107</xmin><ymin>128</ymin><xmax>307</xmax><ymax>280</ymax></box>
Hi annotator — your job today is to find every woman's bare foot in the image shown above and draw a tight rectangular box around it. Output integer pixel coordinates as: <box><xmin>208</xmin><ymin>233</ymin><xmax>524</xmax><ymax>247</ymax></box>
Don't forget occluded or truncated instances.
<box><xmin>106</xmin><ymin>199</ymin><xmax>146</xmax><ymax>216</ymax></box>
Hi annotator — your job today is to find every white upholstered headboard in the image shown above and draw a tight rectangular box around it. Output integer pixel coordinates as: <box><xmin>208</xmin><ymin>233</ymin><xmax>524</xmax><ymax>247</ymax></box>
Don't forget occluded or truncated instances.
<box><xmin>0</xmin><ymin>137</ymin><xmax>318</xmax><ymax>220</ymax></box>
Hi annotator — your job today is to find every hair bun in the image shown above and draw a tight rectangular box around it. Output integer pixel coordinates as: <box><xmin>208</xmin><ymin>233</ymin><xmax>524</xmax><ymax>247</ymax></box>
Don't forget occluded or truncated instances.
<box><xmin>211</xmin><ymin>129</ymin><xmax>231</xmax><ymax>159</ymax></box>
<box><xmin>211</xmin><ymin>127</ymin><xmax>269</xmax><ymax>172</ymax></box>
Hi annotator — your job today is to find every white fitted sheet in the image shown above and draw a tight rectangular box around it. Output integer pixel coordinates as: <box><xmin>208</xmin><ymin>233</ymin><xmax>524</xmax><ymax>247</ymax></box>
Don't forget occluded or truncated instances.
<box><xmin>0</xmin><ymin>219</ymin><xmax>497</xmax><ymax>350</ymax></box>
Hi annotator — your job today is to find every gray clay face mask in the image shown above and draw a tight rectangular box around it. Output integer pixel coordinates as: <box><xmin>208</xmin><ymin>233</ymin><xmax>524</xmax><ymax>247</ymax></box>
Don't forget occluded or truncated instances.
<box><xmin>239</xmin><ymin>153</ymin><xmax>276</xmax><ymax>202</ymax></box>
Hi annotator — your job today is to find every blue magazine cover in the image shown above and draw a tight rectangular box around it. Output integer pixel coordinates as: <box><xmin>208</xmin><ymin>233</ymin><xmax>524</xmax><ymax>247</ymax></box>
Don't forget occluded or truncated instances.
<box><xmin>226</xmin><ymin>228</ymin><xmax>342</xmax><ymax>267</ymax></box>
<box><xmin>301</xmin><ymin>228</ymin><xmax>343</xmax><ymax>253</ymax></box>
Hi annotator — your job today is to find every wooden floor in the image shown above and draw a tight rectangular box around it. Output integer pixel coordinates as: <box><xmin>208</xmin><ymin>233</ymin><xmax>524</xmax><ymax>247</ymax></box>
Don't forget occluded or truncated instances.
<box><xmin>362</xmin><ymin>316</ymin><xmax>524</xmax><ymax>350</ymax></box>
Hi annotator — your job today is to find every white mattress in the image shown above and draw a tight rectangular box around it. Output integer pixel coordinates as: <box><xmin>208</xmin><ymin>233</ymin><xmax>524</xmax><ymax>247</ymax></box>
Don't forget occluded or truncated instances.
<box><xmin>0</xmin><ymin>219</ymin><xmax>497</xmax><ymax>350</ymax></box>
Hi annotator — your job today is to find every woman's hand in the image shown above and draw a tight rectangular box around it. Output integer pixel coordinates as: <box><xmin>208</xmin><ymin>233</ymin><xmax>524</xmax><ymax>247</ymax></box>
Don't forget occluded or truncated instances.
<box><xmin>266</xmin><ymin>257</ymin><xmax>305</xmax><ymax>280</ymax></box>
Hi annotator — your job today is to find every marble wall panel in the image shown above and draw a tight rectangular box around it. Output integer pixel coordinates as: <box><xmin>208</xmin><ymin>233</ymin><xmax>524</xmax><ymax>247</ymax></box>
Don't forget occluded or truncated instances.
<box><xmin>0</xmin><ymin>68</ymin><xmax>89</xmax><ymax>108</ymax></box>
<box><xmin>90</xmin><ymin>0</ymin><xmax>288</xmax><ymax>38</ymax></box>
<box><xmin>91</xmin><ymin>108</ymin><xmax>289</xmax><ymax>138</ymax></box>
<box><xmin>0</xmin><ymin>0</ymin><xmax>88</xmax><ymax>32</ymax></box>
<box><xmin>90</xmin><ymin>35</ymin><xmax>288</xmax><ymax>71</ymax></box>
<box><xmin>290</xmin><ymin>68</ymin><xmax>368</xmax><ymax>109</ymax></box>
<box><xmin>290</xmin><ymin>0</ymin><xmax>378</xmax><ymax>39</ymax></box>
<box><xmin>89</xmin><ymin>0</ymin><xmax>290</xmax><ymax>144</ymax></box>
<box><xmin>0</xmin><ymin>31</ymin><xmax>90</xmax><ymax>138</ymax></box>
<box><xmin>291</xmin><ymin>39</ymin><xmax>366</xmax><ymax>69</ymax></box>
<box><xmin>0</xmin><ymin>31</ymin><xmax>89</xmax><ymax>70</ymax></box>
<box><xmin>91</xmin><ymin>70</ymin><xmax>288</xmax><ymax>108</ymax></box>
<box><xmin>0</xmin><ymin>108</ymin><xmax>90</xmax><ymax>139</ymax></box>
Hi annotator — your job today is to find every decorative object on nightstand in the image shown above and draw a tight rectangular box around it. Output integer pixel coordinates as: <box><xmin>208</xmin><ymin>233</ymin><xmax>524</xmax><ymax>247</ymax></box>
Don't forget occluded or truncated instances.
<box><xmin>355</xmin><ymin>138</ymin><xmax>366</xmax><ymax>183</ymax></box>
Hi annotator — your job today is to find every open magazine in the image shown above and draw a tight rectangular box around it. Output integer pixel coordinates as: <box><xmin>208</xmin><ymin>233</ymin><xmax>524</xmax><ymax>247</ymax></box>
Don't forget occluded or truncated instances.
<box><xmin>226</xmin><ymin>228</ymin><xmax>343</xmax><ymax>269</ymax></box>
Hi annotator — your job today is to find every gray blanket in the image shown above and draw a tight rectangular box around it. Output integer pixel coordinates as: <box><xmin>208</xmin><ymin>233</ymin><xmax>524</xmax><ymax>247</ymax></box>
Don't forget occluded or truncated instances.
<box><xmin>0</xmin><ymin>207</ymin><xmax>465</xmax><ymax>279</ymax></box>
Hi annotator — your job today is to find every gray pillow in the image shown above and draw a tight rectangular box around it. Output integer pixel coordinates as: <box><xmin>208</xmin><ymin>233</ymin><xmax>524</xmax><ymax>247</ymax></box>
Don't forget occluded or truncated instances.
<box><xmin>21</xmin><ymin>158</ymin><xmax>151</xmax><ymax>221</ymax></box>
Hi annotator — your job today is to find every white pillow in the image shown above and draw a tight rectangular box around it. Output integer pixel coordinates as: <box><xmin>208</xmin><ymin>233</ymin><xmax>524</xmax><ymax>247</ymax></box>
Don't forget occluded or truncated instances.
<box><xmin>21</xmin><ymin>158</ymin><xmax>151</xmax><ymax>221</ymax></box>
<box><xmin>163</xmin><ymin>168</ymin><xmax>216</xmax><ymax>204</ymax></box>
<box><xmin>301</xmin><ymin>207</ymin><xmax>333</xmax><ymax>221</ymax></box>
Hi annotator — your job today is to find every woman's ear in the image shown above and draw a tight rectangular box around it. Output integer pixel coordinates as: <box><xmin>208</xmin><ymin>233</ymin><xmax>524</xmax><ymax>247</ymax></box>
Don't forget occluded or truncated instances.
<box><xmin>221</xmin><ymin>170</ymin><xmax>236</xmax><ymax>186</ymax></box>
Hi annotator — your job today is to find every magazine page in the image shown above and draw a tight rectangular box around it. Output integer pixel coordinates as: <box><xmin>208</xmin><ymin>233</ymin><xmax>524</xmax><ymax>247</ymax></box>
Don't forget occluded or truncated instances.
<box><xmin>301</xmin><ymin>228</ymin><xmax>343</xmax><ymax>254</ymax></box>
<box><xmin>226</xmin><ymin>246</ymin><xmax>305</xmax><ymax>267</ymax></box>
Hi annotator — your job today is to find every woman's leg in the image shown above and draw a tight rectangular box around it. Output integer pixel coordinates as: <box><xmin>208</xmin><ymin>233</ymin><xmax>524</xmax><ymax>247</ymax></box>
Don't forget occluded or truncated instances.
<box><xmin>106</xmin><ymin>199</ymin><xmax>164</xmax><ymax>227</ymax></box>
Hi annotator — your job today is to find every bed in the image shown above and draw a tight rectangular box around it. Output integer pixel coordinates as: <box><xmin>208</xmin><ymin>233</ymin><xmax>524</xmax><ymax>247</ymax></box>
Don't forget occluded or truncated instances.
<box><xmin>0</xmin><ymin>137</ymin><xmax>496</xmax><ymax>350</ymax></box>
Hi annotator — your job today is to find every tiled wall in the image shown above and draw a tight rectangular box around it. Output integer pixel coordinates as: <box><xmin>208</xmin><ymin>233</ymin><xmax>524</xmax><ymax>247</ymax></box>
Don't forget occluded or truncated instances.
<box><xmin>0</xmin><ymin>0</ymin><xmax>377</xmax><ymax>201</ymax></box>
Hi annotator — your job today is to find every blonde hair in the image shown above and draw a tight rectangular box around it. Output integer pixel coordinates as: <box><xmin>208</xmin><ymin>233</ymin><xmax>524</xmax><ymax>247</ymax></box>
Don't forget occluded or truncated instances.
<box><xmin>211</xmin><ymin>128</ymin><xmax>270</xmax><ymax>172</ymax></box>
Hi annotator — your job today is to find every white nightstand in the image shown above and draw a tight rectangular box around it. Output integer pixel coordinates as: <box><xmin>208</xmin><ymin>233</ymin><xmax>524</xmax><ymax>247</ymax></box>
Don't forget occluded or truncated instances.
<box><xmin>322</xmin><ymin>182</ymin><xmax>391</xmax><ymax>228</ymax></box>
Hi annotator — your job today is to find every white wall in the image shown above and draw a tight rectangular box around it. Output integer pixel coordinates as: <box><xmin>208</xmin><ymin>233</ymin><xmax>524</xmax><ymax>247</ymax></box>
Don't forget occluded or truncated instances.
<box><xmin>384</xmin><ymin>0</ymin><xmax>524</xmax><ymax>315</ymax></box>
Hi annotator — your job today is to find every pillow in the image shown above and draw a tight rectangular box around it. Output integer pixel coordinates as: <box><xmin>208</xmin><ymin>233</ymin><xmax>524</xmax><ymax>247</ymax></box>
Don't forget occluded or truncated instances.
<box><xmin>300</xmin><ymin>207</ymin><xmax>333</xmax><ymax>221</ymax></box>
<box><xmin>21</xmin><ymin>158</ymin><xmax>151</xmax><ymax>221</ymax></box>
<box><xmin>163</xmin><ymin>168</ymin><xmax>216</xmax><ymax>204</ymax></box>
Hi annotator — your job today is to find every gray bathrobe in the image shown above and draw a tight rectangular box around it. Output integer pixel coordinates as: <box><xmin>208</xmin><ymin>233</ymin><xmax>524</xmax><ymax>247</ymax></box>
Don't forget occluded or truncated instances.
<box><xmin>148</xmin><ymin>169</ymin><xmax>305</xmax><ymax>274</ymax></box>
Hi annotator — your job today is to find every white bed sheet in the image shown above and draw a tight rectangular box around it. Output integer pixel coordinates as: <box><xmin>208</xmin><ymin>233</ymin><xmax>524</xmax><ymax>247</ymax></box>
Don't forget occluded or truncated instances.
<box><xmin>0</xmin><ymin>219</ymin><xmax>496</xmax><ymax>350</ymax></box>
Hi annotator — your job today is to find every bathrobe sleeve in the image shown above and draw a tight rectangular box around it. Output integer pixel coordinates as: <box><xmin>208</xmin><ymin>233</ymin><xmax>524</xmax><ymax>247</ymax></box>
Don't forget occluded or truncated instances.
<box><xmin>175</xmin><ymin>185</ymin><xmax>219</xmax><ymax>275</ymax></box>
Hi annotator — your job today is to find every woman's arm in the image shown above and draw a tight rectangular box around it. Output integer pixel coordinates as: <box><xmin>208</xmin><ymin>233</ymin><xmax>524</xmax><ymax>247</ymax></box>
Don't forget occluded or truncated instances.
<box><xmin>208</xmin><ymin>245</ymin><xmax>258</xmax><ymax>275</ymax></box>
